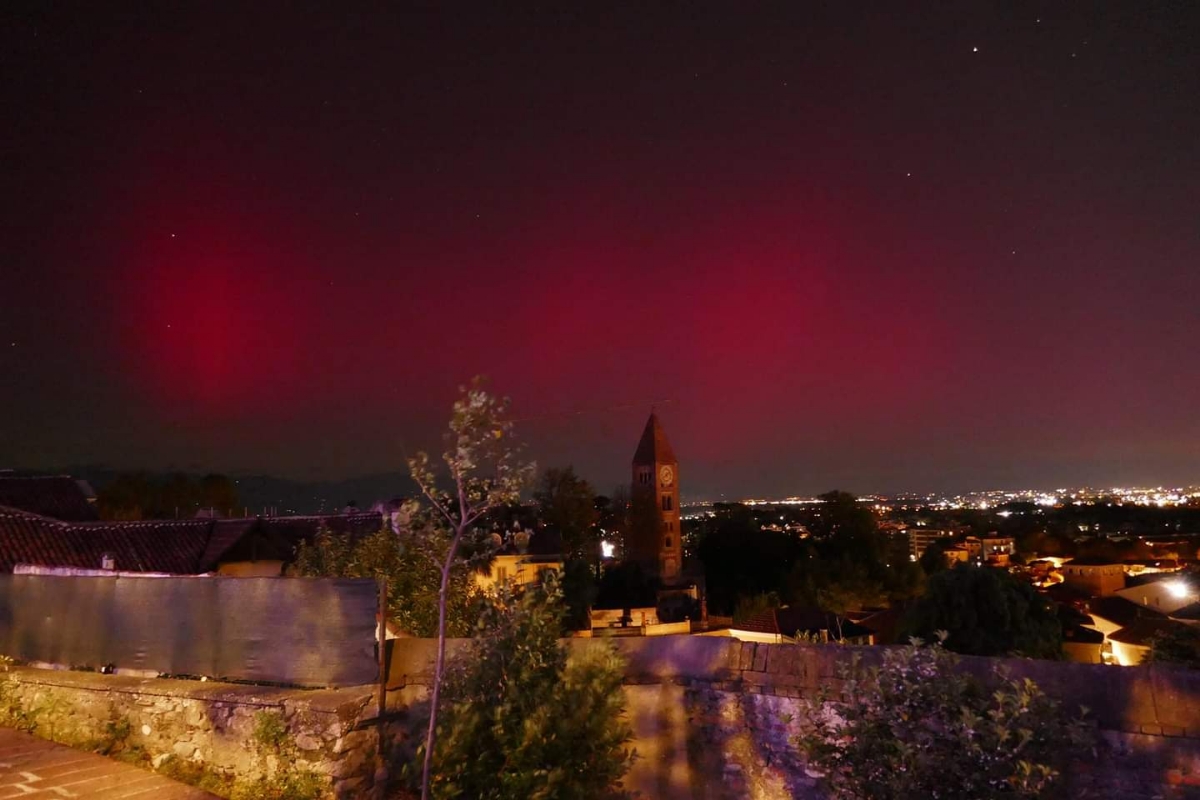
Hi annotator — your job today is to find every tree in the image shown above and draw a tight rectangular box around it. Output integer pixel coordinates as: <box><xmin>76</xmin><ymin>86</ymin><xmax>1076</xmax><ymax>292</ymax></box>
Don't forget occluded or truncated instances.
<box><xmin>733</xmin><ymin>591</ymin><xmax>780</xmax><ymax>624</ymax></box>
<box><xmin>293</xmin><ymin>520</ymin><xmax>487</xmax><ymax>637</ymax></box>
<box><xmin>596</xmin><ymin>486</ymin><xmax>631</xmax><ymax>561</ymax></box>
<box><xmin>559</xmin><ymin>557</ymin><xmax>598</xmax><ymax>632</ymax></box>
<box><xmin>1143</xmin><ymin>624</ymin><xmax>1200</xmax><ymax>668</ymax></box>
<box><xmin>425</xmin><ymin>573</ymin><xmax>633</xmax><ymax>799</ymax></box>
<box><xmin>198</xmin><ymin>473</ymin><xmax>238</xmax><ymax>515</ymax></box>
<box><xmin>409</xmin><ymin>379</ymin><xmax>535</xmax><ymax>800</ymax></box>
<box><xmin>96</xmin><ymin>471</ymin><xmax>240</xmax><ymax>520</ymax></box>
<box><xmin>918</xmin><ymin>538</ymin><xmax>951</xmax><ymax>576</ymax></box>
<box><xmin>899</xmin><ymin>565</ymin><xmax>1063</xmax><ymax>659</ymax></box>
<box><xmin>795</xmin><ymin>636</ymin><xmax>1094</xmax><ymax>799</ymax></box>
<box><xmin>534</xmin><ymin>467</ymin><xmax>601</xmax><ymax>630</ymax></box>
<box><xmin>697</xmin><ymin>507</ymin><xmax>803</xmax><ymax>616</ymax></box>
<box><xmin>533</xmin><ymin>466</ymin><xmax>598</xmax><ymax>561</ymax></box>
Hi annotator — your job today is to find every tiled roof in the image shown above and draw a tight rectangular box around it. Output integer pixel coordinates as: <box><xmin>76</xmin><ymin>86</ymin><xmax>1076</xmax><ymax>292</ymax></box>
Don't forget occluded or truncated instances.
<box><xmin>1062</xmin><ymin>623</ymin><xmax>1105</xmax><ymax>645</ymax></box>
<box><xmin>0</xmin><ymin>475</ymin><xmax>98</xmax><ymax>521</ymax></box>
<box><xmin>632</xmin><ymin>412</ymin><xmax>677</xmax><ymax>465</ymax></box>
<box><xmin>1090</xmin><ymin>596</ymin><xmax>1162</xmax><ymax>628</ymax></box>
<box><xmin>0</xmin><ymin>506</ymin><xmax>384</xmax><ymax>575</ymax></box>
<box><xmin>1109</xmin><ymin>618</ymin><xmax>1190</xmax><ymax>647</ymax></box>
<box><xmin>856</xmin><ymin>605</ymin><xmax>907</xmax><ymax>645</ymax></box>
<box><xmin>204</xmin><ymin>513</ymin><xmax>384</xmax><ymax>568</ymax></box>
<box><xmin>0</xmin><ymin>505</ymin><xmax>212</xmax><ymax>574</ymax></box>
<box><xmin>736</xmin><ymin>606</ymin><xmax>873</xmax><ymax>640</ymax></box>
<box><xmin>200</xmin><ymin>518</ymin><xmax>257</xmax><ymax>570</ymax></box>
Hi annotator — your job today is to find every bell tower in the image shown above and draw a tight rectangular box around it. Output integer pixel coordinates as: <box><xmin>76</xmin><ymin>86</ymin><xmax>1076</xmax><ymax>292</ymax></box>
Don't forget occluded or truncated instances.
<box><xmin>630</xmin><ymin>411</ymin><xmax>682</xmax><ymax>584</ymax></box>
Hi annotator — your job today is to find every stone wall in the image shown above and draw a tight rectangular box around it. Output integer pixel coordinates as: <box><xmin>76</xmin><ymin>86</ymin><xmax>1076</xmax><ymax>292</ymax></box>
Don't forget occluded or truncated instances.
<box><xmin>7</xmin><ymin>637</ymin><xmax>1200</xmax><ymax>799</ymax></box>
<box><xmin>389</xmin><ymin>636</ymin><xmax>1200</xmax><ymax>799</ymax></box>
<box><xmin>0</xmin><ymin>666</ymin><xmax>389</xmax><ymax>798</ymax></box>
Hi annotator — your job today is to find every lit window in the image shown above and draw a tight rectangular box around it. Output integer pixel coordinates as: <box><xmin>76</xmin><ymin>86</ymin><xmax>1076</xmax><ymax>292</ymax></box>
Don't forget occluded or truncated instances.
<box><xmin>497</xmin><ymin>566</ymin><xmax>508</xmax><ymax>583</ymax></box>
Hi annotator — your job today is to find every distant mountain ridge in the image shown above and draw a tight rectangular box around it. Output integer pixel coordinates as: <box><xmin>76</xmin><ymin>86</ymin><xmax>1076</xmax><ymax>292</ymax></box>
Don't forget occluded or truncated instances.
<box><xmin>60</xmin><ymin>465</ymin><xmax>417</xmax><ymax>517</ymax></box>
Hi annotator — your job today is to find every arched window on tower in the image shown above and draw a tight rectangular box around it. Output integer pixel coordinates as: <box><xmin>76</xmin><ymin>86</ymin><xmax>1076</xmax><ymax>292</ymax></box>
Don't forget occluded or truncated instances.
<box><xmin>661</xmin><ymin>495</ymin><xmax>673</xmax><ymax>511</ymax></box>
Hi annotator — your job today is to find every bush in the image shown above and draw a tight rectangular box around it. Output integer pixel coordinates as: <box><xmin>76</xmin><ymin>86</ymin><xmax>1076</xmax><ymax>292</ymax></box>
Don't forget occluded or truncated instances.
<box><xmin>421</xmin><ymin>572</ymin><xmax>634</xmax><ymax>799</ymax></box>
<box><xmin>794</xmin><ymin>635</ymin><xmax>1094</xmax><ymax>799</ymax></box>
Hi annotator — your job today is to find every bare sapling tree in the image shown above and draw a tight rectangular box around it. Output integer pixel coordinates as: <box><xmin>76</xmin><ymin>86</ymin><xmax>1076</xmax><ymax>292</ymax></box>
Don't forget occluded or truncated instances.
<box><xmin>410</xmin><ymin>378</ymin><xmax>534</xmax><ymax>800</ymax></box>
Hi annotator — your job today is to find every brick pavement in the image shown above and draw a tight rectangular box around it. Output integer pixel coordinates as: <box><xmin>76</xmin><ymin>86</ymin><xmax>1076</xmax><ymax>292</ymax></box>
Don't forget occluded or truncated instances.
<box><xmin>0</xmin><ymin>728</ymin><xmax>217</xmax><ymax>799</ymax></box>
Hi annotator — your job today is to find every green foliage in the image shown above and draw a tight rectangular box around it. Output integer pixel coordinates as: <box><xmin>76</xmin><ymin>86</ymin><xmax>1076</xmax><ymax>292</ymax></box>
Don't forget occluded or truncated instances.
<box><xmin>421</xmin><ymin>572</ymin><xmax>633</xmax><ymax>800</ymax></box>
<box><xmin>88</xmin><ymin>705</ymin><xmax>135</xmax><ymax>756</ymax></box>
<box><xmin>231</xmin><ymin>710</ymin><xmax>324</xmax><ymax>800</ymax></box>
<box><xmin>698</xmin><ymin>491</ymin><xmax>922</xmax><ymax>618</ymax></box>
<box><xmin>918</xmin><ymin>539</ymin><xmax>952</xmax><ymax>576</ymax></box>
<box><xmin>733</xmin><ymin>591</ymin><xmax>780</xmax><ymax>624</ymax></box>
<box><xmin>559</xmin><ymin>557</ymin><xmax>598</xmax><ymax>632</ymax></box>
<box><xmin>534</xmin><ymin>466</ymin><xmax>598</xmax><ymax>560</ymax></box>
<box><xmin>900</xmin><ymin>565</ymin><xmax>1063</xmax><ymax>659</ymax></box>
<box><xmin>698</xmin><ymin>511</ymin><xmax>803</xmax><ymax>616</ymax></box>
<box><xmin>153</xmin><ymin>711</ymin><xmax>322</xmax><ymax>799</ymax></box>
<box><xmin>407</xmin><ymin>378</ymin><xmax>535</xmax><ymax>531</ymax></box>
<box><xmin>795</xmin><ymin>638</ymin><xmax>1095</xmax><ymax>799</ymax></box>
<box><xmin>407</xmin><ymin>378</ymin><xmax>537</xmax><ymax>800</ymax></box>
<box><xmin>294</xmin><ymin>523</ymin><xmax>490</xmax><ymax>637</ymax></box>
<box><xmin>157</xmin><ymin>756</ymin><xmax>237</xmax><ymax>796</ymax></box>
<box><xmin>0</xmin><ymin>676</ymin><xmax>36</xmax><ymax>732</ymax></box>
<box><xmin>1143</xmin><ymin>624</ymin><xmax>1200</xmax><ymax>668</ymax></box>
<box><xmin>252</xmin><ymin>710</ymin><xmax>290</xmax><ymax>751</ymax></box>
<box><xmin>231</xmin><ymin>770</ymin><xmax>326</xmax><ymax>800</ymax></box>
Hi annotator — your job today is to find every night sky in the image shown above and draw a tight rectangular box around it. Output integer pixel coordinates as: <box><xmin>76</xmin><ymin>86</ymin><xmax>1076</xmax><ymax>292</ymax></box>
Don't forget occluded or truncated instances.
<box><xmin>2</xmin><ymin>4</ymin><xmax>1198</xmax><ymax>499</ymax></box>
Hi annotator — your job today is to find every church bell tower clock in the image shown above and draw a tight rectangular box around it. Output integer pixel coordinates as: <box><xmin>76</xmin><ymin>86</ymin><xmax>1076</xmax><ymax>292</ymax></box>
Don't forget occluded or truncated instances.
<box><xmin>630</xmin><ymin>411</ymin><xmax>682</xmax><ymax>584</ymax></box>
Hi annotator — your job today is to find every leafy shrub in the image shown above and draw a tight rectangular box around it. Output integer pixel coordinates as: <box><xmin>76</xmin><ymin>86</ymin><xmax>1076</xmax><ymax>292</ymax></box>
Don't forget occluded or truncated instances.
<box><xmin>251</xmin><ymin>710</ymin><xmax>290</xmax><ymax>751</ymax></box>
<box><xmin>231</xmin><ymin>770</ymin><xmax>326</xmax><ymax>800</ymax></box>
<box><xmin>294</xmin><ymin>523</ymin><xmax>490</xmax><ymax>638</ymax></box>
<box><xmin>232</xmin><ymin>710</ymin><xmax>325</xmax><ymax>800</ymax></box>
<box><xmin>794</xmin><ymin>635</ymin><xmax>1094</xmax><ymax>799</ymax></box>
<box><xmin>421</xmin><ymin>572</ymin><xmax>633</xmax><ymax>799</ymax></box>
<box><xmin>157</xmin><ymin>755</ymin><xmax>236</xmax><ymax>796</ymax></box>
<box><xmin>1143</xmin><ymin>624</ymin><xmax>1200</xmax><ymax>668</ymax></box>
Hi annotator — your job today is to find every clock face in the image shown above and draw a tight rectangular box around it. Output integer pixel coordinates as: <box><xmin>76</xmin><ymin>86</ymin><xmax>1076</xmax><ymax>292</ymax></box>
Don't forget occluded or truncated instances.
<box><xmin>658</xmin><ymin>465</ymin><xmax>674</xmax><ymax>486</ymax></box>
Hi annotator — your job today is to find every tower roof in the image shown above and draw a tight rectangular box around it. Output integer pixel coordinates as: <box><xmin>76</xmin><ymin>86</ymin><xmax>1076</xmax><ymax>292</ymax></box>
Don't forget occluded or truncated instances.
<box><xmin>632</xmin><ymin>412</ymin><xmax>677</xmax><ymax>465</ymax></box>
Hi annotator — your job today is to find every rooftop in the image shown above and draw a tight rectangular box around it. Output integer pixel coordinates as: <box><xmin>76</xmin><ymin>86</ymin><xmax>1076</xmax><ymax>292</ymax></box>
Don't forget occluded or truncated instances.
<box><xmin>632</xmin><ymin>412</ymin><xmax>677</xmax><ymax>465</ymax></box>
<box><xmin>0</xmin><ymin>506</ymin><xmax>384</xmax><ymax>575</ymax></box>
<box><xmin>0</xmin><ymin>474</ymin><xmax>97</xmax><ymax>521</ymax></box>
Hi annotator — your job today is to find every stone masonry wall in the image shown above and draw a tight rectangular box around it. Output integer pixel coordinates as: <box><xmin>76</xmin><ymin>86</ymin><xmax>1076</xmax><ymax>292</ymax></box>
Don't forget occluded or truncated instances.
<box><xmin>388</xmin><ymin>636</ymin><xmax>1200</xmax><ymax>800</ymax></box>
<box><xmin>0</xmin><ymin>666</ymin><xmax>388</xmax><ymax>798</ymax></box>
<box><xmin>7</xmin><ymin>637</ymin><xmax>1200</xmax><ymax>799</ymax></box>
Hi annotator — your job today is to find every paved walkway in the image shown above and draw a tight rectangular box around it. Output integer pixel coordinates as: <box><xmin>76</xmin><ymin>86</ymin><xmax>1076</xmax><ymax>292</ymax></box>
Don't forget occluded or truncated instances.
<box><xmin>0</xmin><ymin>728</ymin><xmax>218</xmax><ymax>799</ymax></box>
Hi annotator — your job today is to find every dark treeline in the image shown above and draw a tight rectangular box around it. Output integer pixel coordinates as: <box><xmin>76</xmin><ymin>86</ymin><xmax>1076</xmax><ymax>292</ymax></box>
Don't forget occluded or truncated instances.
<box><xmin>97</xmin><ymin>472</ymin><xmax>239</xmax><ymax>520</ymax></box>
